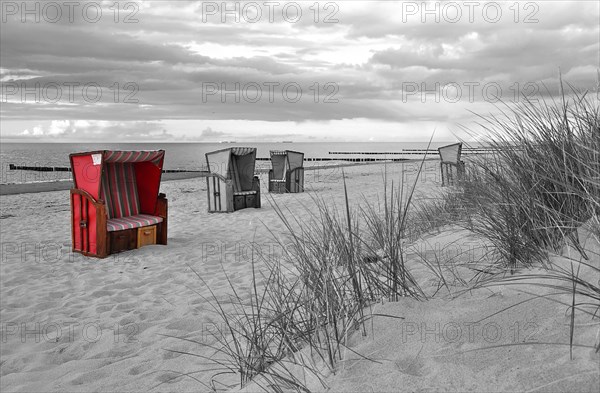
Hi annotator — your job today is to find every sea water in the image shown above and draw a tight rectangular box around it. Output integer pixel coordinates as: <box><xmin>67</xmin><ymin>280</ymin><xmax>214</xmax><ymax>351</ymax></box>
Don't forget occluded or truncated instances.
<box><xmin>0</xmin><ymin>141</ymin><xmax>454</xmax><ymax>184</ymax></box>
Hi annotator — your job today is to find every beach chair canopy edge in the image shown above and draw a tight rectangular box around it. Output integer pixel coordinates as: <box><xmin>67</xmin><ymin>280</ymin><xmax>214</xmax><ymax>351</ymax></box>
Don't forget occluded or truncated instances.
<box><xmin>438</xmin><ymin>143</ymin><xmax>462</xmax><ymax>163</ymax></box>
<box><xmin>205</xmin><ymin>149</ymin><xmax>232</xmax><ymax>179</ymax></box>
<box><xmin>286</xmin><ymin>151</ymin><xmax>304</xmax><ymax>171</ymax></box>
<box><xmin>270</xmin><ymin>151</ymin><xmax>287</xmax><ymax>179</ymax></box>
<box><xmin>69</xmin><ymin>150</ymin><xmax>165</xmax><ymax>214</ymax></box>
<box><xmin>206</xmin><ymin>147</ymin><xmax>257</xmax><ymax>191</ymax></box>
<box><xmin>269</xmin><ymin>150</ymin><xmax>304</xmax><ymax>179</ymax></box>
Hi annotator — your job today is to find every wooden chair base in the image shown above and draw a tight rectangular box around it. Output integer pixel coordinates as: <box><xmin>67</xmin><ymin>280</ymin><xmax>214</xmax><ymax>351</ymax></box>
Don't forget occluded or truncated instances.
<box><xmin>207</xmin><ymin>175</ymin><xmax>261</xmax><ymax>213</ymax></box>
<box><xmin>71</xmin><ymin>190</ymin><xmax>168</xmax><ymax>258</ymax></box>
<box><xmin>440</xmin><ymin>161</ymin><xmax>465</xmax><ymax>187</ymax></box>
<box><xmin>268</xmin><ymin>168</ymin><xmax>304</xmax><ymax>193</ymax></box>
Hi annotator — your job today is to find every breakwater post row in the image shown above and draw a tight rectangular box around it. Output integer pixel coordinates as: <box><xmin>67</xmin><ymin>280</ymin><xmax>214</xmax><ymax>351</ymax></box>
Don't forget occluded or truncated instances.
<box><xmin>255</xmin><ymin>157</ymin><xmax>408</xmax><ymax>162</ymax></box>
<box><xmin>8</xmin><ymin>164</ymin><xmax>71</xmax><ymax>172</ymax></box>
<box><xmin>8</xmin><ymin>164</ymin><xmax>206</xmax><ymax>174</ymax></box>
<box><xmin>9</xmin><ymin>158</ymin><xmax>411</xmax><ymax>173</ymax></box>
<box><xmin>328</xmin><ymin>148</ymin><xmax>496</xmax><ymax>156</ymax></box>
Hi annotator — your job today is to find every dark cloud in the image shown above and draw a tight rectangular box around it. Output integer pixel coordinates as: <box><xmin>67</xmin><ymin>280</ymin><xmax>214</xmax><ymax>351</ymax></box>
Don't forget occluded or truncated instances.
<box><xmin>0</xmin><ymin>1</ymin><xmax>598</xmax><ymax>140</ymax></box>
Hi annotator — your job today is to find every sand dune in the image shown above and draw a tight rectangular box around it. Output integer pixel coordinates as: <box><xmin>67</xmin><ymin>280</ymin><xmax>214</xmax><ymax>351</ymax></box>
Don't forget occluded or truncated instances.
<box><xmin>1</xmin><ymin>161</ymin><xmax>598</xmax><ymax>392</ymax></box>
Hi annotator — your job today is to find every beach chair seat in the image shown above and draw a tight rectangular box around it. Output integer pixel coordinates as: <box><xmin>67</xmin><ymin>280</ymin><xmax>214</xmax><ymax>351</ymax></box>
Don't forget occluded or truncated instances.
<box><xmin>107</xmin><ymin>214</ymin><xmax>164</xmax><ymax>232</ymax></box>
<box><xmin>268</xmin><ymin>150</ymin><xmax>304</xmax><ymax>193</ymax></box>
<box><xmin>70</xmin><ymin>150</ymin><xmax>168</xmax><ymax>258</ymax></box>
<box><xmin>206</xmin><ymin>147</ymin><xmax>261</xmax><ymax>212</ymax></box>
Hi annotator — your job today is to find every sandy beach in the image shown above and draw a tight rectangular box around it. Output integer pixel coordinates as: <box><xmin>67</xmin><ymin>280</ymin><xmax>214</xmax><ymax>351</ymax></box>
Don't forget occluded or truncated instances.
<box><xmin>1</xmin><ymin>160</ymin><xmax>598</xmax><ymax>392</ymax></box>
<box><xmin>2</xmin><ymin>0</ymin><xmax>598</xmax><ymax>391</ymax></box>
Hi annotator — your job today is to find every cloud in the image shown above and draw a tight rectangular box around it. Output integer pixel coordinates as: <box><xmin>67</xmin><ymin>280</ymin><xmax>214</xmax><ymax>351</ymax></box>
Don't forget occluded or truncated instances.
<box><xmin>0</xmin><ymin>1</ymin><xmax>598</xmax><ymax>141</ymax></box>
<box><xmin>200</xmin><ymin>126</ymin><xmax>223</xmax><ymax>136</ymax></box>
<box><xmin>199</xmin><ymin>126</ymin><xmax>228</xmax><ymax>140</ymax></box>
<box><xmin>18</xmin><ymin>120</ymin><xmax>176</xmax><ymax>141</ymax></box>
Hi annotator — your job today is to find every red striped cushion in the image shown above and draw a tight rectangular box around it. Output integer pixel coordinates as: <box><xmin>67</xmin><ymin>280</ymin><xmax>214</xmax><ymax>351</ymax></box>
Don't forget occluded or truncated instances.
<box><xmin>103</xmin><ymin>150</ymin><xmax>164</xmax><ymax>164</ymax></box>
<box><xmin>101</xmin><ymin>163</ymin><xmax>140</xmax><ymax>219</ymax></box>
<box><xmin>107</xmin><ymin>214</ymin><xmax>163</xmax><ymax>232</ymax></box>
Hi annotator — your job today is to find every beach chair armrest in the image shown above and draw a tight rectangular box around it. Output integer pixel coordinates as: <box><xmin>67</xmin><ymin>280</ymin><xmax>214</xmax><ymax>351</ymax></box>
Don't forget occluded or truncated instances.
<box><xmin>155</xmin><ymin>193</ymin><xmax>168</xmax><ymax>218</ymax></box>
<box><xmin>70</xmin><ymin>188</ymin><xmax>104</xmax><ymax>207</ymax></box>
<box><xmin>206</xmin><ymin>173</ymin><xmax>228</xmax><ymax>183</ymax></box>
<box><xmin>252</xmin><ymin>176</ymin><xmax>261</xmax><ymax>208</ymax></box>
<box><xmin>268</xmin><ymin>170</ymin><xmax>275</xmax><ymax>191</ymax></box>
<box><xmin>155</xmin><ymin>193</ymin><xmax>168</xmax><ymax>245</ymax></box>
<box><xmin>70</xmin><ymin>188</ymin><xmax>108</xmax><ymax>257</ymax></box>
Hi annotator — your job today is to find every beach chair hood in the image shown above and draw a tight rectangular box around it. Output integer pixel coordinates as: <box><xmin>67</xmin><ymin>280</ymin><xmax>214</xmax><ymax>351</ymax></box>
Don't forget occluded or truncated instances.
<box><xmin>286</xmin><ymin>150</ymin><xmax>304</xmax><ymax>171</ymax></box>
<box><xmin>438</xmin><ymin>143</ymin><xmax>462</xmax><ymax>164</ymax></box>
<box><xmin>206</xmin><ymin>147</ymin><xmax>257</xmax><ymax>191</ymax></box>
<box><xmin>270</xmin><ymin>150</ymin><xmax>288</xmax><ymax>180</ymax></box>
<box><xmin>270</xmin><ymin>150</ymin><xmax>304</xmax><ymax>180</ymax></box>
<box><xmin>70</xmin><ymin>150</ymin><xmax>165</xmax><ymax>214</ymax></box>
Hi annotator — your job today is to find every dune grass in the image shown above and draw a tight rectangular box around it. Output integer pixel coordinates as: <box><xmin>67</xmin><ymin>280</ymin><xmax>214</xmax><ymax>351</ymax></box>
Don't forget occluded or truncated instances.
<box><xmin>453</xmin><ymin>81</ymin><xmax>600</xmax><ymax>354</ymax></box>
<box><xmin>261</xmin><ymin>161</ymin><xmax>433</xmax><ymax>375</ymax></box>
<box><xmin>166</xmin><ymin>146</ymin><xmax>436</xmax><ymax>391</ymax></box>
<box><xmin>465</xmin><ymin>82</ymin><xmax>597</xmax><ymax>264</ymax></box>
<box><xmin>171</xmin><ymin>81</ymin><xmax>598</xmax><ymax>391</ymax></box>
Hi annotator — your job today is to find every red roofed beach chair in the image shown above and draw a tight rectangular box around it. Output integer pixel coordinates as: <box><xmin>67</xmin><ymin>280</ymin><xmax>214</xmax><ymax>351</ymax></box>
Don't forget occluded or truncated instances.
<box><xmin>205</xmin><ymin>147</ymin><xmax>261</xmax><ymax>212</ymax></box>
<box><xmin>69</xmin><ymin>150</ymin><xmax>168</xmax><ymax>258</ymax></box>
<box><xmin>438</xmin><ymin>142</ymin><xmax>465</xmax><ymax>186</ymax></box>
<box><xmin>268</xmin><ymin>150</ymin><xmax>304</xmax><ymax>193</ymax></box>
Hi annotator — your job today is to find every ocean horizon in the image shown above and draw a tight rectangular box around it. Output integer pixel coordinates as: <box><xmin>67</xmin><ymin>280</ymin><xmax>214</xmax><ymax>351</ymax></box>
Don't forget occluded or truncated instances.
<box><xmin>0</xmin><ymin>141</ymin><xmax>464</xmax><ymax>185</ymax></box>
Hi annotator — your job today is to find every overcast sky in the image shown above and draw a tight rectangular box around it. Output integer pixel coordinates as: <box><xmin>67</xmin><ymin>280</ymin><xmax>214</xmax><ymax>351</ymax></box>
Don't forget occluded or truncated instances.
<box><xmin>1</xmin><ymin>1</ymin><xmax>598</xmax><ymax>142</ymax></box>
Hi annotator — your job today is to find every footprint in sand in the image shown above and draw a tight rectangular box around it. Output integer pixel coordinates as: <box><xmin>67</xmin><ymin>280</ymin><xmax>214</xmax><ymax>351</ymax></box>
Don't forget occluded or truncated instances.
<box><xmin>95</xmin><ymin>304</ymin><xmax>114</xmax><ymax>313</ymax></box>
<box><xmin>47</xmin><ymin>291</ymin><xmax>66</xmax><ymax>299</ymax></box>
<box><xmin>128</xmin><ymin>363</ymin><xmax>152</xmax><ymax>375</ymax></box>
<box><xmin>394</xmin><ymin>354</ymin><xmax>429</xmax><ymax>377</ymax></box>
<box><xmin>90</xmin><ymin>290</ymin><xmax>114</xmax><ymax>298</ymax></box>
<box><xmin>115</xmin><ymin>302</ymin><xmax>138</xmax><ymax>312</ymax></box>
<box><xmin>69</xmin><ymin>369</ymin><xmax>109</xmax><ymax>385</ymax></box>
<box><xmin>161</xmin><ymin>350</ymin><xmax>183</xmax><ymax>360</ymax></box>
<box><xmin>90</xmin><ymin>347</ymin><xmax>137</xmax><ymax>360</ymax></box>
<box><xmin>155</xmin><ymin>372</ymin><xmax>181</xmax><ymax>384</ymax></box>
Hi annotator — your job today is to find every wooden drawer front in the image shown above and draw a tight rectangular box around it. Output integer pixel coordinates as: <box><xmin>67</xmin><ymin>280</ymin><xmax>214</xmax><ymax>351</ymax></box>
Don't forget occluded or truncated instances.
<box><xmin>110</xmin><ymin>228</ymin><xmax>137</xmax><ymax>254</ymax></box>
<box><xmin>273</xmin><ymin>182</ymin><xmax>286</xmax><ymax>193</ymax></box>
<box><xmin>233</xmin><ymin>195</ymin><xmax>246</xmax><ymax>211</ymax></box>
<box><xmin>245</xmin><ymin>194</ymin><xmax>256</xmax><ymax>208</ymax></box>
<box><xmin>137</xmin><ymin>225</ymin><xmax>157</xmax><ymax>248</ymax></box>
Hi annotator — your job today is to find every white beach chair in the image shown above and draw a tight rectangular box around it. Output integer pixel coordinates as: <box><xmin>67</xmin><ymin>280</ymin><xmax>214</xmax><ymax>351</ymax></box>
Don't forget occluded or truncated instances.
<box><xmin>438</xmin><ymin>143</ymin><xmax>465</xmax><ymax>186</ymax></box>
<box><xmin>268</xmin><ymin>150</ymin><xmax>304</xmax><ymax>193</ymax></box>
<box><xmin>205</xmin><ymin>147</ymin><xmax>261</xmax><ymax>212</ymax></box>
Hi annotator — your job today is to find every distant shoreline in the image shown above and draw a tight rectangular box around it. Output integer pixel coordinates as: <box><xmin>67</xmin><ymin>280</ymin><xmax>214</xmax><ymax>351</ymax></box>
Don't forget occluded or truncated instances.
<box><xmin>0</xmin><ymin>172</ymin><xmax>206</xmax><ymax>196</ymax></box>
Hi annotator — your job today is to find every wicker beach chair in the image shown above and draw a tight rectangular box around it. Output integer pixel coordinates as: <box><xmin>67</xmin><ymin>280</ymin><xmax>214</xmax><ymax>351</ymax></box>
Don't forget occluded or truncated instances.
<box><xmin>268</xmin><ymin>150</ymin><xmax>304</xmax><ymax>193</ymax></box>
<box><xmin>438</xmin><ymin>143</ymin><xmax>465</xmax><ymax>186</ymax></box>
<box><xmin>69</xmin><ymin>150</ymin><xmax>168</xmax><ymax>258</ymax></box>
<box><xmin>205</xmin><ymin>147</ymin><xmax>261</xmax><ymax>212</ymax></box>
